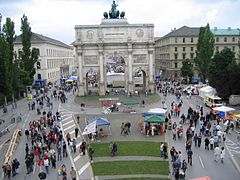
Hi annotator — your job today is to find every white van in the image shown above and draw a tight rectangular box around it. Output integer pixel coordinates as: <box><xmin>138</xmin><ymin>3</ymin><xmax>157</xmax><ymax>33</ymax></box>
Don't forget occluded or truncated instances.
<box><xmin>204</xmin><ymin>94</ymin><xmax>223</xmax><ymax>108</ymax></box>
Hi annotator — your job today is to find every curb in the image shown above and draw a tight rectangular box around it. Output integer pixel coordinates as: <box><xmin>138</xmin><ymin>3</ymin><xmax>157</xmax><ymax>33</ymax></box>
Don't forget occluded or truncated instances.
<box><xmin>224</xmin><ymin>141</ymin><xmax>240</xmax><ymax>175</ymax></box>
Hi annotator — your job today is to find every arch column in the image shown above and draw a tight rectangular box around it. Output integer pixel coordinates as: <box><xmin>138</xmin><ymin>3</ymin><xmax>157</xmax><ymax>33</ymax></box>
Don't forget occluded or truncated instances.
<box><xmin>98</xmin><ymin>43</ymin><xmax>105</xmax><ymax>95</ymax></box>
<box><xmin>148</xmin><ymin>48</ymin><xmax>155</xmax><ymax>93</ymax></box>
<box><xmin>77</xmin><ymin>47</ymin><xmax>85</xmax><ymax>96</ymax></box>
<box><xmin>128</xmin><ymin>43</ymin><xmax>134</xmax><ymax>93</ymax></box>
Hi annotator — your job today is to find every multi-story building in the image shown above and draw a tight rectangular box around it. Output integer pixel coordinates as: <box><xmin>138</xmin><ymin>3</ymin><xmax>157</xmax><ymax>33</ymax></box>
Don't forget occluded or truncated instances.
<box><xmin>155</xmin><ymin>26</ymin><xmax>240</xmax><ymax>80</ymax></box>
<box><xmin>14</xmin><ymin>32</ymin><xmax>76</xmax><ymax>85</ymax></box>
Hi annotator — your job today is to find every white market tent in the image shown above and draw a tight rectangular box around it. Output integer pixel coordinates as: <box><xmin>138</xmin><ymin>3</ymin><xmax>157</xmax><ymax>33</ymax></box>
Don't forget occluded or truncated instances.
<box><xmin>82</xmin><ymin>121</ymin><xmax>97</xmax><ymax>135</ymax></box>
<box><xmin>213</xmin><ymin>106</ymin><xmax>235</xmax><ymax>112</ymax></box>
<box><xmin>199</xmin><ymin>86</ymin><xmax>216</xmax><ymax>98</ymax></box>
<box><xmin>148</xmin><ymin>108</ymin><xmax>168</xmax><ymax>116</ymax></box>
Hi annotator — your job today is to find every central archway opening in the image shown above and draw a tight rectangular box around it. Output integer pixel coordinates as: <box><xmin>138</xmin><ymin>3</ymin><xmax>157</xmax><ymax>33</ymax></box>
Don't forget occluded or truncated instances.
<box><xmin>106</xmin><ymin>53</ymin><xmax>125</xmax><ymax>92</ymax></box>
<box><xmin>86</xmin><ymin>69</ymin><xmax>98</xmax><ymax>95</ymax></box>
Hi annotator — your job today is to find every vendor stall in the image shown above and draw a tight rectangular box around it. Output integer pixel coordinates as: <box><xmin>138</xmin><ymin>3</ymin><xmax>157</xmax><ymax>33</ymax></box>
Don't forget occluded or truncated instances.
<box><xmin>121</xmin><ymin>99</ymin><xmax>139</xmax><ymax>113</ymax></box>
<box><xmin>87</xmin><ymin>117</ymin><xmax>111</xmax><ymax>137</ymax></box>
<box><xmin>213</xmin><ymin>106</ymin><xmax>235</xmax><ymax>119</ymax></box>
<box><xmin>143</xmin><ymin>115</ymin><xmax>165</xmax><ymax>135</ymax></box>
<box><xmin>148</xmin><ymin>108</ymin><xmax>168</xmax><ymax>116</ymax></box>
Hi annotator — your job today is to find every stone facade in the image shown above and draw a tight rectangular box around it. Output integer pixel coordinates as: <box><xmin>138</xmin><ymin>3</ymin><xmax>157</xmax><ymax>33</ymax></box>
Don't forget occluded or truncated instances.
<box><xmin>14</xmin><ymin>33</ymin><xmax>76</xmax><ymax>84</ymax></box>
<box><xmin>155</xmin><ymin>26</ymin><xmax>240</xmax><ymax>80</ymax></box>
<box><xmin>73</xmin><ymin>19</ymin><xmax>155</xmax><ymax>96</ymax></box>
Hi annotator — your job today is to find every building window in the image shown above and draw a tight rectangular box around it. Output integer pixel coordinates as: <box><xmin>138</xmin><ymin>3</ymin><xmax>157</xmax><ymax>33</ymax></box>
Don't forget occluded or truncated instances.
<box><xmin>175</xmin><ymin>47</ymin><xmax>178</xmax><ymax>52</ymax></box>
<box><xmin>175</xmin><ymin>38</ymin><xmax>177</xmax><ymax>43</ymax></box>
<box><xmin>191</xmin><ymin>37</ymin><xmax>193</xmax><ymax>43</ymax></box>
<box><xmin>37</xmin><ymin>61</ymin><xmax>41</xmax><ymax>69</ymax></box>
<box><xmin>232</xmin><ymin>46</ymin><xmax>235</xmax><ymax>51</ymax></box>
<box><xmin>183</xmin><ymin>37</ymin><xmax>185</xmax><ymax>43</ymax></box>
<box><xmin>224</xmin><ymin>37</ymin><xmax>227</xmax><ymax>42</ymax></box>
<box><xmin>232</xmin><ymin>37</ymin><xmax>235</xmax><ymax>42</ymax></box>
<box><xmin>216</xmin><ymin>46</ymin><xmax>219</xmax><ymax>51</ymax></box>
<box><xmin>175</xmin><ymin>62</ymin><xmax>178</xmax><ymax>68</ymax></box>
<box><xmin>190</xmin><ymin>53</ymin><xmax>194</xmax><ymax>59</ymax></box>
<box><xmin>216</xmin><ymin>37</ymin><xmax>219</xmax><ymax>42</ymax></box>
<box><xmin>174</xmin><ymin>54</ymin><xmax>178</xmax><ymax>59</ymax></box>
<box><xmin>183</xmin><ymin>47</ymin><xmax>185</xmax><ymax>52</ymax></box>
<box><xmin>182</xmin><ymin>54</ymin><xmax>186</xmax><ymax>59</ymax></box>
<box><xmin>191</xmin><ymin>47</ymin><xmax>194</xmax><ymax>51</ymax></box>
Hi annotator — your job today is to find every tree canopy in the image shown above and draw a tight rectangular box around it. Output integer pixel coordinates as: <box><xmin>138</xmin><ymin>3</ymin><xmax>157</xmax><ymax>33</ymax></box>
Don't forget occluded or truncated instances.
<box><xmin>180</xmin><ymin>58</ymin><xmax>193</xmax><ymax>82</ymax></box>
<box><xmin>209</xmin><ymin>48</ymin><xmax>240</xmax><ymax>100</ymax></box>
<box><xmin>194</xmin><ymin>23</ymin><xmax>215</xmax><ymax>83</ymax></box>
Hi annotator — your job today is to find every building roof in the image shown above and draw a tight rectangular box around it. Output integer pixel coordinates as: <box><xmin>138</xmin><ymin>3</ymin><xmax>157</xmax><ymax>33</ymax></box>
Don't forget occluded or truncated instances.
<box><xmin>163</xmin><ymin>26</ymin><xmax>200</xmax><ymax>38</ymax></box>
<box><xmin>14</xmin><ymin>32</ymin><xmax>72</xmax><ymax>49</ymax></box>
<box><xmin>211</xmin><ymin>28</ymin><xmax>240</xmax><ymax>36</ymax></box>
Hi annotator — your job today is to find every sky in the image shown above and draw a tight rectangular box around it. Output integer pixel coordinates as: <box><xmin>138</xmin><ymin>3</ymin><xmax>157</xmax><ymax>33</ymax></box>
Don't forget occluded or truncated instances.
<box><xmin>0</xmin><ymin>0</ymin><xmax>239</xmax><ymax>44</ymax></box>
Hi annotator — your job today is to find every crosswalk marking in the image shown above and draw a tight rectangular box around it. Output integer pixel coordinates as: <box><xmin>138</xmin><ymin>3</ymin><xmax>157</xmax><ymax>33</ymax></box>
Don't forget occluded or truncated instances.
<box><xmin>61</xmin><ymin>116</ymin><xmax>72</xmax><ymax>122</ymax></box>
<box><xmin>63</xmin><ymin>124</ymin><xmax>75</xmax><ymax>131</ymax></box>
<box><xmin>76</xmin><ymin>142</ymin><xmax>82</xmax><ymax>149</ymax></box>
<box><xmin>62</xmin><ymin>120</ymin><xmax>74</xmax><ymax>126</ymax></box>
<box><xmin>69</xmin><ymin>130</ymin><xmax>75</xmax><ymax>135</ymax></box>
<box><xmin>78</xmin><ymin>162</ymin><xmax>91</xmax><ymax>175</ymax></box>
<box><xmin>74</xmin><ymin>155</ymin><xmax>82</xmax><ymax>162</ymax></box>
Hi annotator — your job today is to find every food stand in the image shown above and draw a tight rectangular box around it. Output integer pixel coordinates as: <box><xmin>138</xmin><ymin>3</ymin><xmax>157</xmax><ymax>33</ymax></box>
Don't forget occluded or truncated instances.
<box><xmin>121</xmin><ymin>99</ymin><xmax>139</xmax><ymax>113</ymax></box>
<box><xmin>143</xmin><ymin>115</ymin><xmax>165</xmax><ymax>136</ymax></box>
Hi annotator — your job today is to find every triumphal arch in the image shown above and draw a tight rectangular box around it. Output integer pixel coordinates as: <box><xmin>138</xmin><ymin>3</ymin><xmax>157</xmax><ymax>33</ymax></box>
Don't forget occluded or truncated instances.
<box><xmin>73</xmin><ymin>1</ymin><xmax>155</xmax><ymax>96</ymax></box>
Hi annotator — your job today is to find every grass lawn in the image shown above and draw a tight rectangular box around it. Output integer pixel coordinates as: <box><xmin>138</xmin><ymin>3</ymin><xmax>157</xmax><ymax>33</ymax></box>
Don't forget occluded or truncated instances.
<box><xmin>74</xmin><ymin>93</ymin><xmax>161</xmax><ymax>108</ymax></box>
<box><xmin>91</xmin><ymin>141</ymin><xmax>164</xmax><ymax>157</ymax></box>
<box><xmin>92</xmin><ymin>161</ymin><xmax>169</xmax><ymax>176</ymax></box>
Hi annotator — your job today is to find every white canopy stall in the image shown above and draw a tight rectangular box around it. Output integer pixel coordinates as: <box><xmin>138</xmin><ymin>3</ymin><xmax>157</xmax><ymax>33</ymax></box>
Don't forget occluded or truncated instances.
<box><xmin>199</xmin><ymin>86</ymin><xmax>216</xmax><ymax>98</ymax></box>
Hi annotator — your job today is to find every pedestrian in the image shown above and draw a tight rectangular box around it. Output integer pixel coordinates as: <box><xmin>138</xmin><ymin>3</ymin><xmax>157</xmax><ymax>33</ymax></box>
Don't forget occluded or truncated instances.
<box><xmin>72</xmin><ymin>138</ymin><xmax>77</xmax><ymax>153</ymax></box>
<box><xmin>214</xmin><ymin>145</ymin><xmax>221</xmax><ymax>162</ymax></box>
<box><xmin>204</xmin><ymin>137</ymin><xmax>210</xmax><ymax>150</ymax></box>
<box><xmin>38</xmin><ymin>171</ymin><xmax>47</xmax><ymax>179</ymax></box>
<box><xmin>57</xmin><ymin>145</ymin><xmax>62</xmax><ymax>161</ymax></box>
<box><xmin>88</xmin><ymin>146</ymin><xmax>94</xmax><ymax>161</ymax></box>
<box><xmin>70</xmin><ymin>167</ymin><xmax>77</xmax><ymax>180</ymax></box>
<box><xmin>43</xmin><ymin>158</ymin><xmax>49</xmax><ymax>174</ymax></box>
<box><xmin>237</xmin><ymin>133</ymin><xmax>240</xmax><ymax>145</ymax></box>
<box><xmin>187</xmin><ymin>149</ymin><xmax>193</xmax><ymax>166</ymax></box>
<box><xmin>172</xmin><ymin>128</ymin><xmax>177</xmax><ymax>141</ymax></box>
<box><xmin>197</xmin><ymin>133</ymin><xmax>202</xmax><ymax>148</ymax></box>
<box><xmin>51</xmin><ymin>153</ymin><xmax>56</xmax><ymax>169</ymax></box>
<box><xmin>193</xmin><ymin>134</ymin><xmax>198</xmax><ymax>147</ymax></box>
<box><xmin>209</xmin><ymin>136</ymin><xmax>214</xmax><ymax>150</ymax></box>
<box><xmin>63</xmin><ymin>141</ymin><xmax>68</xmax><ymax>157</ymax></box>
<box><xmin>175</xmin><ymin>168</ymin><xmax>180</xmax><ymax>180</ymax></box>
<box><xmin>163</xmin><ymin>144</ymin><xmax>168</xmax><ymax>159</ymax></box>
<box><xmin>81</xmin><ymin>140</ymin><xmax>86</xmax><ymax>155</ymax></box>
<box><xmin>160</xmin><ymin>142</ymin><xmax>164</xmax><ymax>157</ymax></box>
<box><xmin>181</xmin><ymin>159</ymin><xmax>187</xmax><ymax>174</ymax></box>
<box><xmin>61</xmin><ymin>164</ymin><xmax>67</xmax><ymax>180</ymax></box>
<box><xmin>74</xmin><ymin>127</ymin><xmax>79</xmax><ymax>138</ymax></box>
<box><xmin>28</xmin><ymin>102</ymin><xmax>31</xmax><ymax>110</ymax></box>
<box><xmin>120</xmin><ymin>122</ymin><xmax>125</xmax><ymax>135</ymax></box>
<box><xmin>220</xmin><ymin>147</ymin><xmax>225</xmax><ymax>163</ymax></box>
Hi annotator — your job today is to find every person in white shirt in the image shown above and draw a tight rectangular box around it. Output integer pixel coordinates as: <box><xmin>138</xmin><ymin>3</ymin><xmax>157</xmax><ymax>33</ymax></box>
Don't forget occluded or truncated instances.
<box><xmin>44</xmin><ymin>158</ymin><xmax>49</xmax><ymax>174</ymax></box>
<box><xmin>209</xmin><ymin>136</ymin><xmax>215</xmax><ymax>150</ymax></box>
<box><xmin>214</xmin><ymin>145</ymin><xmax>221</xmax><ymax>162</ymax></box>
<box><xmin>220</xmin><ymin>147</ymin><xmax>225</xmax><ymax>163</ymax></box>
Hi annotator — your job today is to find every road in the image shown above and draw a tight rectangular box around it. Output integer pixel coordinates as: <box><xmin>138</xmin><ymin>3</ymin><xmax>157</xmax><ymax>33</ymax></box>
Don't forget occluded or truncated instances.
<box><xmin>163</xmin><ymin>92</ymin><xmax>240</xmax><ymax>180</ymax></box>
<box><xmin>1</xmin><ymin>88</ymin><xmax>240</xmax><ymax>180</ymax></box>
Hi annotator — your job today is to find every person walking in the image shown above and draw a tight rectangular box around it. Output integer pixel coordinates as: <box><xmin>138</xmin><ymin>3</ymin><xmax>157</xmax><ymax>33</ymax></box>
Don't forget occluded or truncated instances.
<box><xmin>88</xmin><ymin>146</ymin><xmax>94</xmax><ymax>161</ymax></box>
<box><xmin>209</xmin><ymin>136</ymin><xmax>214</xmax><ymax>150</ymax></box>
<box><xmin>70</xmin><ymin>167</ymin><xmax>77</xmax><ymax>180</ymax></box>
<box><xmin>204</xmin><ymin>137</ymin><xmax>210</xmax><ymax>150</ymax></box>
<box><xmin>197</xmin><ymin>133</ymin><xmax>202</xmax><ymax>148</ymax></box>
<box><xmin>120</xmin><ymin>123</ymin><xmax>125</xmax><ymax>135</ymax></box>
<box><xmin>74</xmin><ymin>127</ymin><xmax>79</xmax><ymax>138</ymax></box>
<box><xmin>237</xmin><ymin>132</ymin><xmax>240</xmax><ymax>145</ymax></box>
<box><xmin>182</xmin><ymin>159</ymin><xmax>187</xmax><ymax>174</ymax></box>
<box><xmin>220</xmin><ymin>147</ymin><xmax>225</xmax><ymax>163</ymax></box>
<box><xmin>43</xmin><ymin>158</ymin><xmax>49</xmax><ymax>174</ymax></box>
<box><xmin>193</xmin><ymin>134</ymin><xmax>198</xmax><ymax>147</ymax></box>
<box><xmin>214</xmin><ymin>145</ymin><xmax>221</xmax><ymax>162</ymax></box>
<box><xmin>187</xmin><ymin>148</ymin><xmax>193</xmax><ymax>166</ymax></box>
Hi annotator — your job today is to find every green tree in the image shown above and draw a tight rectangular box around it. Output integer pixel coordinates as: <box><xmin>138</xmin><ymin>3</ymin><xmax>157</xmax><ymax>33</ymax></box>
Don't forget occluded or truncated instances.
<box><xmin>181</xmin><ymin>59</ymin><xmax>193</xmax><ymax>83</ymax></box>
<box><xmin>20</xmin><ymin>14</ymin><xmax>38</xmax><ymax>85</ymax></box>
<box><xmin>0</xmin><ymin>36</ymin><xmax>11</xmax><ymax>104</ymax></box>
<box><xmin>194</xmin><ymin>23</ymin><xmax>215</xmax><ymax>83</ymax></box>
<box><xmin>209</xmin><ymin>48</ymin><xmax>236</xmax><ymax>99</ymax></box>
<box><xmin>3</xmin><ymin>17</ymin><xmax>15</xmax><ymax>97</ymax></box>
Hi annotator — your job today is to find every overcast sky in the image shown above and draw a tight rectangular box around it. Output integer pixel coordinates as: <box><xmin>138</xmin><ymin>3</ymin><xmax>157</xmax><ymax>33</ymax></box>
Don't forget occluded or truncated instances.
<box><xmin>0</xmin><ymin>0</ymin><xmax>239</xmax><ymax>44</ymax></box>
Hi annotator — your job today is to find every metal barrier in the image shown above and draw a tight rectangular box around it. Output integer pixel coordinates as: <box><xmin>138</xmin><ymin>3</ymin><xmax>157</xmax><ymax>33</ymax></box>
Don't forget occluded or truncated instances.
<box><xmin>4</xmin><ymin>129</ymin><xmax>21</xmax><ymax>163</ymax></box>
